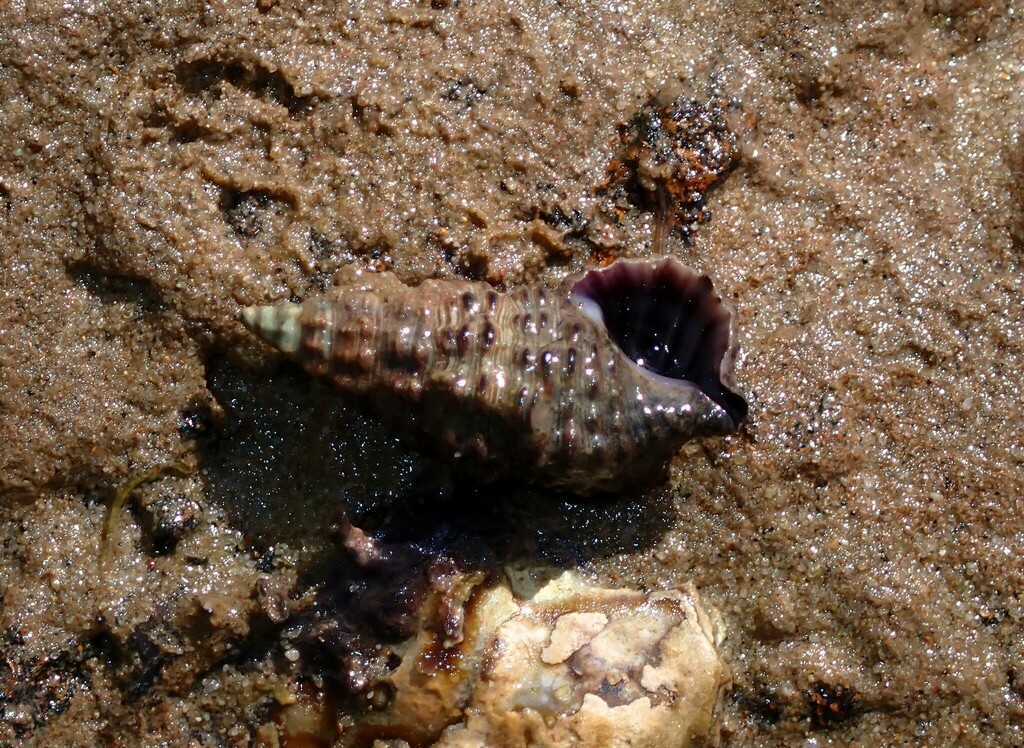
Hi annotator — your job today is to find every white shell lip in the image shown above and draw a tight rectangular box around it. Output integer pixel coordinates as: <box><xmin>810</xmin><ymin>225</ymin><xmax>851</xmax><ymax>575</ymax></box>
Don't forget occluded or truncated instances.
<box><xmin>570</xmin><ymin>292</ymin><xmax>605</xmax><ymax>326</ymax></box>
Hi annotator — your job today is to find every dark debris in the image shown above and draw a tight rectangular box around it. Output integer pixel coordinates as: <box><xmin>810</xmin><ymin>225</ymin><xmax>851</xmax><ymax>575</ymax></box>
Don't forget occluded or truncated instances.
<box><xmin>807</xmin><ymin>681</ymin><xmax>862</xmax><ymax>728</ymax></box>
<box><xmin>600</xmin><ymin>93</ymin><xmax>748</xmax><ymax>240</ymax></box>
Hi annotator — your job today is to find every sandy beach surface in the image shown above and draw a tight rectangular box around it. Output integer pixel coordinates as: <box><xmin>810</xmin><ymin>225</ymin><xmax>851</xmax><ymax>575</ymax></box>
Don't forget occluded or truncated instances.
<box><xmin>1</xmin><ymin>1</ymin><xmax>1022</xmax><ymax>745</ymax></box>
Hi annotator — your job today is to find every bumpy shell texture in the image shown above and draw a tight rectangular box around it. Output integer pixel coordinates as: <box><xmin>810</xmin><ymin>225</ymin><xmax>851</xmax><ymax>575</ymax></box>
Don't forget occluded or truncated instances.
<box><xmin>239</xmin><ymin>258</ymin><xmax>747</xmax><ymax>494</ymax></box>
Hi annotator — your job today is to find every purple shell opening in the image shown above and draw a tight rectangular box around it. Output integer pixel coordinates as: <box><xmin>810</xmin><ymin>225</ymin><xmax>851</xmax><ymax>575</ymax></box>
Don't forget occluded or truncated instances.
<box><xmin>570</xmin><ymin>259</ymin><xmax>748</xmax><ymax>426</ymax></box>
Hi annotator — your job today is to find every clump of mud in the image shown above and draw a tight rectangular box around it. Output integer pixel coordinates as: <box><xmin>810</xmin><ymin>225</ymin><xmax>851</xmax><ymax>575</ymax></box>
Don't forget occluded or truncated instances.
<box><xmin>601</xmin><ymin>92</ymin><xmax>747</xmax><ymax>241</ymax></box>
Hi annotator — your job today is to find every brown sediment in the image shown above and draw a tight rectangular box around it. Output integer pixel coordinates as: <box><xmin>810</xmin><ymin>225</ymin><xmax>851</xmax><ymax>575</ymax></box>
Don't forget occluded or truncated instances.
<box><xmin>1</xmin><ymin>1</ymin><xmax>1023</xmax><ymax>747</ymax></box>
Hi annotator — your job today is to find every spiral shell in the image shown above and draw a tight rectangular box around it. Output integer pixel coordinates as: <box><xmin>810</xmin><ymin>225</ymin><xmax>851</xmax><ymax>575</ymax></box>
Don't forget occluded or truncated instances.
<box><xmin>239</xmin><ymin>258</ymin><xmax>747</xmax><ymax>494</ymax></box>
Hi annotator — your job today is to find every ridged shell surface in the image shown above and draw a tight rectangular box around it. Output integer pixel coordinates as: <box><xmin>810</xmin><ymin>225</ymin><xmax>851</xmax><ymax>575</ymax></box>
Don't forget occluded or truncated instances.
<box><xmin>240</xmin><ymin>259</ymin><xmax>746</xmax><ymax>494</ymax></box>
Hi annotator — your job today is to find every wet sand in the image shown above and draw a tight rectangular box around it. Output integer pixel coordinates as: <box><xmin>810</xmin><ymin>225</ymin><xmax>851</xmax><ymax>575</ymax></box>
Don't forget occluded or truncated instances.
<box><xmin>1</xmin><ymin>1</ymin><xmax>1022</xmax><ymax>745</ymax></box>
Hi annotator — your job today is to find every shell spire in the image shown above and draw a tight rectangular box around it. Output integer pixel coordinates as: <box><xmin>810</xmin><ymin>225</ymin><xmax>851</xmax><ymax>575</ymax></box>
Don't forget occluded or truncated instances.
<box><xmin>239</xmin><ymin>304</ymin><xmax>304</xmax><ymax>355</ymax></box>
<box><xmin>239</xmin><ymin>259</ymin><xmax>747</xmax><ymax>494</ymax></box>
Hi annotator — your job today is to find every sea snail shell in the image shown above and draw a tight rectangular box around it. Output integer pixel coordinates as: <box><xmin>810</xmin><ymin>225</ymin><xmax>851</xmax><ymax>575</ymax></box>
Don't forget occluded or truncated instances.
<box><xmin>239</xmin><ymin>258</ymin><xmax>747</xmax><ymax>494</ymax></box>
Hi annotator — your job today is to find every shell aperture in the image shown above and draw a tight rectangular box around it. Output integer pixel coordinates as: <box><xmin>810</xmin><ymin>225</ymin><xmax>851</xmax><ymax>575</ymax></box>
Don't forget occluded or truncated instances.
<box><xmin>569</xmin><ymin>258</ymin><xmax>748</xmax><ymax>427</ymax></box>
<box><xmin>238</xmin><ymin>258</ymin><xmax>747</xmax><ymax>494</ymax></box>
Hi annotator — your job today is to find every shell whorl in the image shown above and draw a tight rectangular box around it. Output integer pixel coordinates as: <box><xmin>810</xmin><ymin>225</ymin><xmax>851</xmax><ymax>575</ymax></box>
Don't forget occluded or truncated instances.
<box><xmin>239</xmin><ymin>259</ymin><xmax>747</xmax><ymax>494</ymax></box>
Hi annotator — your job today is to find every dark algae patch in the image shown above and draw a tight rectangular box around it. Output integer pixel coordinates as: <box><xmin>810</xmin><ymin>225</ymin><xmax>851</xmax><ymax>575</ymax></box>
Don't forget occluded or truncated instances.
<box><xmin>1</xmin><ymin>0</ymin><xmax>1023</xmax><ymax>746</ymax></box>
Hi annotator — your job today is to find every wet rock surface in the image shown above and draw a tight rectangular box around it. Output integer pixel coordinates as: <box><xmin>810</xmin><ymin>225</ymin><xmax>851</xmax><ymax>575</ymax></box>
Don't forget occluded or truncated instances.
<box><xmin>343</xmin><ymin>567</ymin><xmax>730</xmax><ymax>748</ymax></box>
<box><xmin>1</xmin><ymin>1</ymin><xmax>1023</xmax><ymax>746</ymax></box>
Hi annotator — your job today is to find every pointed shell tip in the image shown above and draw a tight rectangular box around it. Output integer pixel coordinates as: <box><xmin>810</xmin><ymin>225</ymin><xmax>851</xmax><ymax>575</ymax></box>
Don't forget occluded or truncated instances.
<box><xmin>238</xmin><ymin>303</ymin><xmax>303</xmax><ymax>355</ymax></box>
